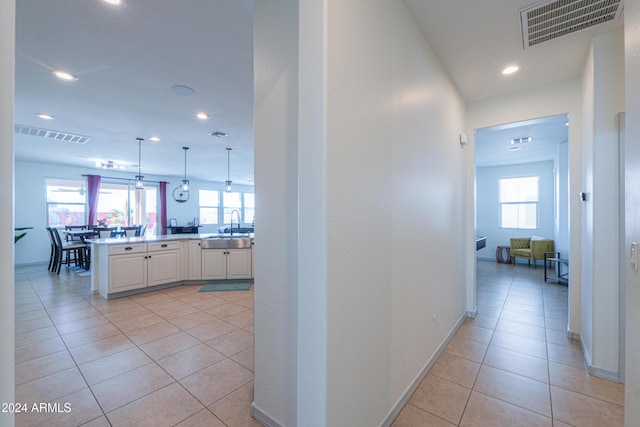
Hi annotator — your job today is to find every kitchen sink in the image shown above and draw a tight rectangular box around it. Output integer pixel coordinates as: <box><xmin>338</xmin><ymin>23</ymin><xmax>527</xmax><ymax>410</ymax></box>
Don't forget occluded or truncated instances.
<box><xmin>201</xmin><ymin>237</ymin><xmax>252</xmax><ymax>249</ymax></box>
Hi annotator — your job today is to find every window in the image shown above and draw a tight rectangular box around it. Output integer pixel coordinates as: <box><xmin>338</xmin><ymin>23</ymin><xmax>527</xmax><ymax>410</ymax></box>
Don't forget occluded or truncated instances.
<box><xmin>95</xmin><ymin>182</ymin><xmax>157</xmax><ymax>234</ymax></box>
<box><xmin>46</xmin><ymin>178</ymin><xmax>86</xmax><ymax>226</ymax></box>
<box><xmin>199</xmin><ymin>190</ymin><xmax>220</xmax><ymax>225</ymax></box>
<box><xmin>223</xmin><ymin>192</ymin><xmax>242</xmax><ymax>224</ymax></box>
<box><xmin>499</xmin><ymin>176</ymin><xmax>539</xmax><ymax>229</ymax></box>
<box><xmin>244</xmin><ymin>193</ymin><xmax>254</xmax><ymax>225</ymax></box>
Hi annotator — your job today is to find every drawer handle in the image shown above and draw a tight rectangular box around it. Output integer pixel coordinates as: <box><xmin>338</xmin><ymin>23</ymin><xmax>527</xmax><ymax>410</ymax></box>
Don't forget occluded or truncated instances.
<box><xmin>161</xmin><ymin>244</ymin><xmax>168</xmax><ymax>248</ymax></box>
<box><xmin>125</xmin><ymin>247</ymin><xmax>133</xmax><ymax>251</ymax></box>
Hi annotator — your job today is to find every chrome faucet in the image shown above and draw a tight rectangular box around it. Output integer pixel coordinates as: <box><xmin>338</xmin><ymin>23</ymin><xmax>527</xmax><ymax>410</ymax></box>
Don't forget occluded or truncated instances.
<box><xmin>230</xmin><ymin>209</ymin><xmax>241</xmax><ymax>235</ymax></box>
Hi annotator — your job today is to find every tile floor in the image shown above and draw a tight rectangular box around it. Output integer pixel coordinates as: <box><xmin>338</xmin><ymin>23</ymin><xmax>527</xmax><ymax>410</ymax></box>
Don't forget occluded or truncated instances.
<box><xmin>393</xmin><ymin>260</ymin><xmax>625</xmax><ymax>427</ymax></box>
<box><xmin>14</xmin><ymin>260</ymin><xmax>625</xmax><ymax>426</ymax></box>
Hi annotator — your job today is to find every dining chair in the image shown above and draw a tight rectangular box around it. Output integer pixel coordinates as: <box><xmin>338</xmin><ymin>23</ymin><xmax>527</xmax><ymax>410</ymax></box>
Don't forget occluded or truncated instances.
<box><xmin>64</xmin><ymin>225</ymin><xmax>87</xmax><ymax>241</ymax></box>
<box><xmin>123</xmin><ymin>226</ymin><xmax>139</xmax><ymax>237</ymax></box>
<box><xmin>46</xmin><ymin>227</ymin><xmax>57</xmax><ymax>272</ymax></box>
<box><xmin>94</xmin><ymin>227</ymin><xmax>115</xmax><ymax>238</ymax></box>
<box><xmin>51</xmin><ymin>227</ymin><xmax>89</xmax><ymax>274</ymax></box>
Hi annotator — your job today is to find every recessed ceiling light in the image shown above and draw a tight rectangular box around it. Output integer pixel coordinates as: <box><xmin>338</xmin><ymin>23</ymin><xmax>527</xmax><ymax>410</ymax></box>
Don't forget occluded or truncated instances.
<box><xmin>36</xmin><ymin>113</ymin><xmax>54</xmax><ymax>120</ymax></box>
<box><xmin>209</xmin><ymin>131</ymin><xmax>228</xmax><ymax>138</ymax></box>
<box><xmin>52</xmin><ymin>70</ymin><xmax>78</xmax><ymax>81</ymax></box>
<box><xmin>102</xmin><ymin>0</ymin><xmax>127</xmax><ymax>6</ymax></box>
<box><xmin>149</xmin><ymin>136</ymin><xmax>161</xmax><ymax>142</ymax></box>
<box><xmin>502</xmin><ymin>65</ymin><xmax>519</xmax><ymax>75</ymax></box>
<box><xmin>196</xmin><ymin>112</ymin><xmax>209</xmax><ymax>120</ymax></box>
<box><xmin>171</xmin><ymin>85</ymin><xmax>196</xmax><ymax>96</ymax></box>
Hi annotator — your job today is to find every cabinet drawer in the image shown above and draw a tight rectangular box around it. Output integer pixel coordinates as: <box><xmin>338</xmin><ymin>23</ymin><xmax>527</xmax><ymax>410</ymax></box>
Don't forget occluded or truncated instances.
<box><xmin>148</xmin><ymin>241</ymin><xmax>180</xmax><ymax>252</ymax></box>
<box><xmin>108</xmin><ymin>243</ymin><xmax>147</xmax><ymax>256</ymax></box>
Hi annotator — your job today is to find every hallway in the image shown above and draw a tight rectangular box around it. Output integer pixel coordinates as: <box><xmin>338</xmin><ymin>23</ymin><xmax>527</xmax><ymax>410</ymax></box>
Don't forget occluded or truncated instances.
<box><xmin>393</xmin><ymin>260</ymin><xmax>624</xmax><ymax>426</ymax></box>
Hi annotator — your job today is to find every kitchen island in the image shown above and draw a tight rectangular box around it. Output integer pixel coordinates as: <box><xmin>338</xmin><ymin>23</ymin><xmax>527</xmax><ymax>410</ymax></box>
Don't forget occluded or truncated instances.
<box><xmin>89</xmin><ymin>233</ymin><xmax>253</xmax><ymax>299</ymax></box>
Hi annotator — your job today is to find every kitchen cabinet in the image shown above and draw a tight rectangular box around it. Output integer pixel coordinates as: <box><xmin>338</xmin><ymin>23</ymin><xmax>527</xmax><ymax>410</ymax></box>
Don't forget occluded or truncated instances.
<box><xmin>202</xmin><ymin>248</ymin><xmax>252</xmax><ymax>280</ymax></box>
<box><xmin>147</xmin><ymin>241</ymin><xmax>180</xmax><ymax>287</ymax></box>
<box><xmin>107</xmin><ymin>243</ymin><xmax>147</xmax><ymax>293</ymax></box>
<box><xmin>188</xmin><ymin>240</ymin><xmax>202</xmax><ymax>280</ymax></box>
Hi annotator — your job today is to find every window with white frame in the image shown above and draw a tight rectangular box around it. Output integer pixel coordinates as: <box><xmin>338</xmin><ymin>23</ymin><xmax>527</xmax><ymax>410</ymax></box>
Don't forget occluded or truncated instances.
<box><xmin>243</xmin><ymin>193</ymin><xmax>254</xmax><ymax>225</ymax></box>
<box><xmin>199</xmin><ymin>190</ymin><xmax>220</xmax><ymax>225</ymax></box>
<box><xmin>223</xmin><ymin>191</ymin><xmax>242</xmax><ymax>224</ymax></box>
<box><xmin>499</xmin><ymin>176</ymin><xmax>539</xmax><ymax>229</ymax></box>
<box><xmin>46</xmin><ymin>178</ymin><xmax>86</xmax><ymax>226</ymax></box>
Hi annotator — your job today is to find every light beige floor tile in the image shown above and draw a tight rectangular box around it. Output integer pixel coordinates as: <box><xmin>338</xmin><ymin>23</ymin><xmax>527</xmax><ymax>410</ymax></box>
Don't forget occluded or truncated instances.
<box><xmin>68</xmin><ymin>334</ymin><xmax>134</xmax><ymax>365</ymax></box>
<box><xmin>444</xmin><ymin>335</ymin><xmax>488</xmax><ymax>363</ymax></box>
<box><xmin>101</xmin><ymin>305</ymin><xmax>152</xmax><ymax>322</ymax></box>
<box><xmin>91</xmin><ymin>363</ymin><xmax>175</xmax><ymax>413</ymax></box>
<box><xmin>209</xmin><ymin>382</ymin><xmax>262</xmax><ymax>427</ymax></box>
<box><xmin>495</xmin><ymin>318</ymin><xmax>546</xmax><ymax>342</ymax></box>
<box><xmin>463</xmin><ymin>314</ymin><xmax>499</xmax><ymax>330</ymax></box>
<box><xmin>129</xmin><ymin>292</ymin><xmax>174</xmax><ymax>306</ymax></box>
<box><xmin>153</xmin><ymin>303</ymin><xmax>201</xmax><ymax>320</ymax></box>
<box><xmin>124</xmin><ymin>320</ymin><xmax>182</xmax><ymax>345</ymax></box>
<box><xmin>428</xmin><ymin>352</ymin><xmax>481</xmax><ymax>388</ymax></box>
<box><xmin>15</xmin><ymin>367</ymin><xmax>87</xmax><ymax>403</ymax></box>
<box><xmin>545</xmin><ymin>317</ymin><xmax>568</xmax><ymax>332</ymax></box>
<box><xmin>460</xmin><ymin>391</ymin><xmax>552</xmax><ymax>427</ymax></box>
<box><xmin>15</xmin><ymin>326</ymin><xmax>60</xmax><ymax>347</ymax></box>
<box><xmin>547</xmin><ymin>342</ymin><xmax>585</xmax><ymax>369</ymax></box>
<box><xmin>476</xmin><ymin>304</ymin><xmax>503</xmax><ymax>318</ymax></box>
<box><xmin>392</xmin><ymin>404</ymin><xmax>456</xmax><ymax>426</ymax></box>
<box><xmin>549</xmin><ymin>361</ymin><xmax>624</xmax><ymax>406</ymax></box>
<box><xmin>111</xmin><ymin>312</ymin><xmax>165</xmax><ymax>333</ymax></box>
<box><xmin>106</xmin><ymin>383</ymin><xmax>204</xmax><ymax>427</ymax></box>
<box><xmin>501</xmin><ymin>303</ymin><xmax>544</xmax><ymax>318</ymax></box>
<box><xmin>188</xmin><ymin>295</ymin><xmax>230</xmax><ymax>310</ymax></box>
<box><xmin>207</xmin><ymin>329</ymin><xmax>254</xmax><ymax>357</ymax></box>
<box><xmin>206</xmin><ymin>302</ymin><xmax>248</xmax><ymax>319</ymax></box>
<box><xmin>49</xmin><ymin>306</ymin><xmax>102</xmax><ymax>324</ymax></box>
<box><xmin>180</xmin><ymin>358</ymin><xmax>254</xmax><ymax>406</ymax></box>
<box><xmin>60</xmin><ymin>323</ymin><xmax>121</xmax><ymax>349</ymax></box>
<box><xmin>15</xmin><ymin>316</ymin><xmax>54</xmax><ymax>334</ymax></box>
<box><xmin>139</xmin><ymin>331</ymin><xmax>201</xmax><ymax>360</ymax></box>
<box><xmin>230</xmin><ymin>346</ymin><xmax>254</xmax><ymax>371</ymax></box>
<box><xmin>15</xmin><ymin>388</ymin><xmax>103</xmax><ymax>427</ymax></box>
<box><xmin>55</xmin><ymin>315</ymin><xmax>110</xmax><ymax>335</ymax></box>
<box><xmin>79</xmin><ymin>347</ymin><xmax>152</xmax><ymax>385</ymax></box>
<box><xmin>551</xmin><ymin>385</ymin><xmax>624</xmax><ymax>427</ymax></box>
<box><xmin>15</xmin><ymin>335</ymin><xmax>67</xmax><ymax>364</ymax></box>
<box><xmin>91</xmin><ymin>298</ymin><xmax>143</xmax><ymax>314</ymax></box>
<box><xmin>223</xmin><ymin>309</ymin><xmax>254</xmax><ymax>328</ymax></box>
<box><xmin>157</xmin><ymin>343</ymin><xmax>226</xmax><ymax>380</ymax></box>
<box><xmin>476</xmin><ymin>296</ymin><xmax>505</xmax><ymax>309</ymax></box>
<box><xmin>483</xmin><ymin>346</ymin><xmax>548</xmax><ymax>383</ymax></box>
<box><xmin>80</xmin><ymin>415</ymin><xmax>112</xmax><ymax>426</ymax></box>
<box><xmin>15</xmin><ymin>350</ymin><xmax>76</xmax><ymax>385</ymax></box>
<box><xmin>186</xmin><ymin>318</ymin><xmax>239</xmax><ymax>341</ymax></box>
<box><xmin>474</xmin><ymin>365</ymin><xmax>551</xmax><ymax>416</ymax></box>
<box><xmin>15</xmin><ymin>308</ymin><xmax>49</xmax><ymax>322</ymax></box>
<box><xmin>455</xmin><ymin>323</ymin><xmax>494</xmax><ymax>344</ymax></box>
<box><xmin>499</xmin><ymin>309</ymin><xmax>546</xmax><ymax>328</ymax></box>
<box><xmin>234</xmin><ymin>296</ymin><xmax>254</xmax><ymax>309</ymax></box>
<box><xmin>489</xmin><ymin>330</ymin><xmax>548</xmax><ymax>359</ymax></box>
<box><xmin>175</xmin><ymin>409</ymin><xmax>227</xmax><ymax>427</ymax></box>
<box><xmin>170</xmin><ymin>311</ymin><xmax>218</xmax><ymax>330</ymax></box>
<box><xmin>408</xmin><ymin>374</ymin><xmax>471</xmax><ymax>425</ymax></box>
<box><xmin>545</xmin><ymin>329</ymin><xmax>580</xmax><ymax>348</ymax></box>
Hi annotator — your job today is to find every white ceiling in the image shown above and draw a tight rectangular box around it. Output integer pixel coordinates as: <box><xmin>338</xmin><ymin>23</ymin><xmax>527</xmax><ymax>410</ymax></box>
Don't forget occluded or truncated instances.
<box><xmin>14</xmin><ymin>1</ymin><xmax>622</xmax><ymax>181</ymax></box>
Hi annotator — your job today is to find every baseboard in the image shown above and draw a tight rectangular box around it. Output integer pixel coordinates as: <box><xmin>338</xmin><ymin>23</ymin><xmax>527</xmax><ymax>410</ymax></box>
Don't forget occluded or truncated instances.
<box><xmin>466</xmin><ymin>308</ymin><xmax>478</xmax><ymax>318</ymax></box>
<box><xmin>380</xmin><ymin>313</ymin><xmax>467</xmax><ymax>427</ymax></box>
<box><xmin>577</xmin><ymin>331</ymin><xmax>622</xmax><ymax>383</ymax></box>
<box><xmin>251</xmin><ymin>401</ymin><xmax>283</xmax><ymax>427</ymax></box>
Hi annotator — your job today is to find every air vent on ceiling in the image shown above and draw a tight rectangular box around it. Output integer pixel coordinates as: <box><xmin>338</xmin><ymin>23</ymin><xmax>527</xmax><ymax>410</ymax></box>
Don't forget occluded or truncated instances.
<box><xmin>14</xmin><ymin>124</ymin><xmax>91</xmax><ymax>144</ymax></box>
<box><xmin>520</xmin><ymin>0</ymin><xmax>623</xmax><ymax>49</ymax></box>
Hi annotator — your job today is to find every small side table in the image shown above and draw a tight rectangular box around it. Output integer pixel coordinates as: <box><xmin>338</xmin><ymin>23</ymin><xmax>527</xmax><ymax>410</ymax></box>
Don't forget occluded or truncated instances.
<box><xmin>544</xmin><ymin>252</ymin><xmax>568</xmax><ymax>284</ymax></box>
<box><xmin>496</xmin><ymin>246</ymin><xmax>512</xmax><ymax>264</ymax></box>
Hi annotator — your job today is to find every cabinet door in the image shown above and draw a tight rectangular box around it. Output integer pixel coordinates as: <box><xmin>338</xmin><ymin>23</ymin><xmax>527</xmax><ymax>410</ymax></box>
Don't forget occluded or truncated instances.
<box><xmin>109</xmin><ymin>254</ymin><xmax>147</xmax><ymax>293</ymax></box>
<box><xmin>202</xmin><ymin>249</ymin><xmax>227</xmax><ymax>280</ymax></box>
<box><xmin>147</xmin><ymin>250</ymin><xmax>180</xmax><ymax>286</ymax></box>
<box><xmin>226</xmin><ymin>249</ymin><xmax>252</xmax><ymax>279</ymax></box>
<box><xmin>189</xmin><ymin>241</ymin><xmax>202</xmax><ymax>280</ymax></box>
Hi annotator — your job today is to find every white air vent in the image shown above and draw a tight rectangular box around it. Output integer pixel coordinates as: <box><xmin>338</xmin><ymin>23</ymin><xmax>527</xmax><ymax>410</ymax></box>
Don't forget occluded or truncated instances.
<box><xmin>521</xmin><ymin>0</ymin><xmax>623</xmax><ymax>48</ymax></box>
<box><xmin>14</xmin><ymin>124</ymin><xmax>91</xmax><ymax>144</ymax></box>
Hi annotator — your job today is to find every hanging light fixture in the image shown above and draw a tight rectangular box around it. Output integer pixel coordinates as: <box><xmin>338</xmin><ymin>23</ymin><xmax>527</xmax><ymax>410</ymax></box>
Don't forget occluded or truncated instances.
<box><xmin>135</xmin><ymin>138</ymin><xmax>144</xmax><ymax>189</ymax></box>
<box><xmin>181</xmin><ymin>147</ymin><xmax>190</xmax><ymax>192</ymax></box>
<box><xmin>225</xmin><ymin>147</ymin><xmax>233</xmax><ymax>192</ymax></box>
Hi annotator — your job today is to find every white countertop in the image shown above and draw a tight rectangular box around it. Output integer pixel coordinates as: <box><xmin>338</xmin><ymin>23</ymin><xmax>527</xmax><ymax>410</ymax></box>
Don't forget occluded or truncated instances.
<box><xmin>88</xmin><ymin>233</ymin><xmax>254</xmax><ymax>245</ymax></box>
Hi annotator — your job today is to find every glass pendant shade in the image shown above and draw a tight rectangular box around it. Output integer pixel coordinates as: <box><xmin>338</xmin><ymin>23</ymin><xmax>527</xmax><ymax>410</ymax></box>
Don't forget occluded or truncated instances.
<box><xmin>181</xmin><ymin>147</ymin><xmax>190</xmax><ymax>192</ymax></box>
<box><xmin>135</xmin><ymin>138</ymin><xmax>144</xmax><ymax>189</ymax></box>
<box><xmin>225</xmin><ymin>148</ymin><xmax>232</xmax><ymax>192</ymax></box>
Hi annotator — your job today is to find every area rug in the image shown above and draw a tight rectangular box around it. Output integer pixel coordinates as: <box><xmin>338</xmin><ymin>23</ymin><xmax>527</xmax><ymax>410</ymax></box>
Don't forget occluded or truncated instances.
<box><xmin>199</xmin><ymin>281</ymin><xmax>253</xmax><ymax>292</ymax></box>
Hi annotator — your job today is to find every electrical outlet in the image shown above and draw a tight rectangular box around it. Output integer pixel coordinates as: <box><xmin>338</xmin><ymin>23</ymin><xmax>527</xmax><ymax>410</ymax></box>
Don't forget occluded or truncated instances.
<box><xmin>432</xmin><ymin>314</ymin><xmax>437</xmax><ymax>330</ymax></box>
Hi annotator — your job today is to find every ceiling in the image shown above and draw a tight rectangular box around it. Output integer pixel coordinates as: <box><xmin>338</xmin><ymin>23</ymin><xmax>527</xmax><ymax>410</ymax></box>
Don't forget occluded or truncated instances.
<box><xmin>14</xmin><ymin>1</ymin><xmax>623</xmax><ymax>181</ymax></box>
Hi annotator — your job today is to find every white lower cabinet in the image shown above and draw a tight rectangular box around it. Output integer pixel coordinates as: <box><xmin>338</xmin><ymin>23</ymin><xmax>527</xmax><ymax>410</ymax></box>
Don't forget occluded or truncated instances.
<box><xmin>108</xmin><ymin>252</ymin><xmax>147</xmax><ymax>293</ymax></box>
<box><xmin>188</xmin><ymin>240</ymin><xmax>202</xmax><ymax>280</ymax></box>
<box><xmin>201</xmin><ymin>248</ymin><xmax>252</xmax><ymax>280</ymax></box>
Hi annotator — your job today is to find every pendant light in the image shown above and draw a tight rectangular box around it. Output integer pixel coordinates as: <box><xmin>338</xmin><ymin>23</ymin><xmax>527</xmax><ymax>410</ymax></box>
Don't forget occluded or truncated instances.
<box><xmin>225</xmin><ymin>147</ymin><xmax>233</xmax><ymax>192</ymax></box>
<box><xmin>181</xmin><ymin>147</ymin><xmax>190</xmax><ymax>192</ymax></box>
<box><xmin>135</xmin><ymin>138</ymin><xmax>144</xmax><ymax>189</ymax></box>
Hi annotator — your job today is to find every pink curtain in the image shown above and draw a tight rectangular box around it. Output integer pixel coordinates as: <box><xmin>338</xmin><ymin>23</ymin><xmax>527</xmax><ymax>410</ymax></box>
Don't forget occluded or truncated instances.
<box><xmin>160</xmin><ymin>181</ymin><xmax>167</xmax><ymax>235</ymax></box>
<box><xmin>87</xmin><ymin>174</ymin><xmax>101</xmax><ymax>225</ymax></box>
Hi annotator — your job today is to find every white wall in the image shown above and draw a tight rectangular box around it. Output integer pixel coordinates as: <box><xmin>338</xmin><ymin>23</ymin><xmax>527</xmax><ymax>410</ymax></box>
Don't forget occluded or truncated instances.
<box><xmin>0</xmin><ymin>1</ymin><xmax>15</xmax><ymax>426</ymax></box>
<box><xmin>466</xmin><ymin>79</ymin><xmax>583</xmax><ymax>334</ymax></box>
<box><xmin>255</xmin><ymin>0</ymin><xmax>467</xmax><ymax>425</ymax></box>
<box><xmin>624</xmin><ymin>1</ymin><xmax>640</xmax><ymax>423</ymax></box>
<box><xmin>253</xmin><ymin>0</ymin><xmax>300</xmax><ymax>426</ymax></box>
<box><xmin>556</xmin><ymin>142</ymin><xmax>570</xmax><ymax>259</ymax></box>
<box><xmin>476</xmin><ymin>161</ymin><xmax>556</xmax><ymax>262</ymax></box>
<box><xmin>580</xmin><ymin>30</ymin><xmax>625</xmax><ymax>378</ymax></box>
<box><xmin>14</xmin><ymin>160</ymin><xmax>253</xmax><ymax>265</ymax></box>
